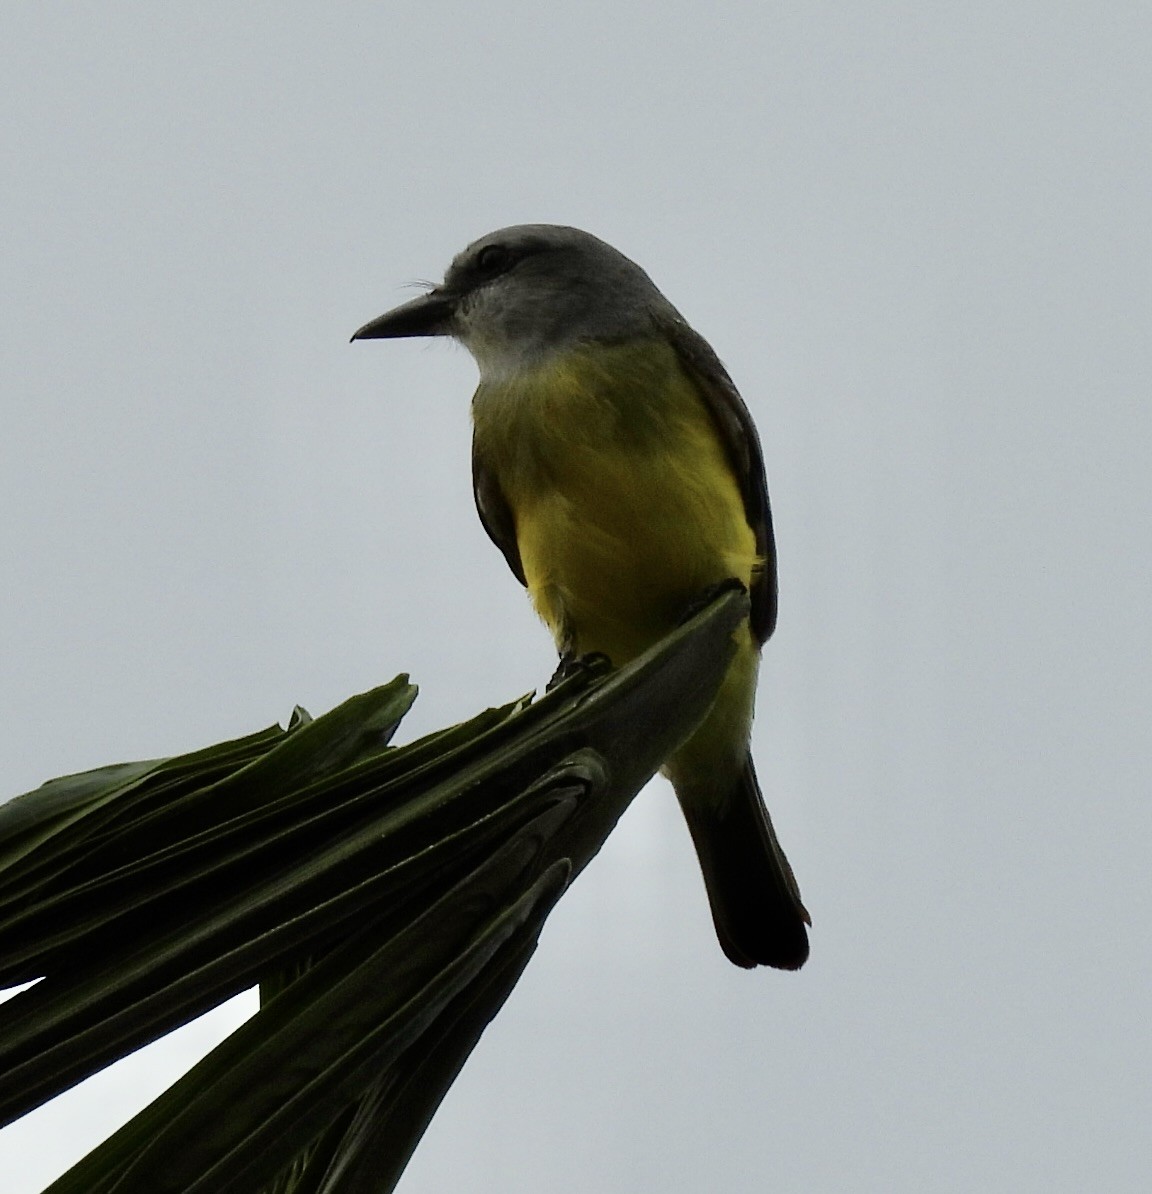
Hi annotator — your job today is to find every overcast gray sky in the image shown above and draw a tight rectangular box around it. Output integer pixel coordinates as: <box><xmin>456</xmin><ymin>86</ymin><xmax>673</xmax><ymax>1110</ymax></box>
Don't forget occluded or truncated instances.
<box><xmin>2</xmin><ymin>3</ymin><xmax>1150</xmax><ymax>1191</ymax></box>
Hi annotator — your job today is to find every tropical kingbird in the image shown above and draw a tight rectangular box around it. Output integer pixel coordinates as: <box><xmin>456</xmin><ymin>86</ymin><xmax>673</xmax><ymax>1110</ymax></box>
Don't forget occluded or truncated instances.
<box><xmin>352</xmin><ymin>225</ymin><xmax>809</xmax><ymax>969</ymax></box>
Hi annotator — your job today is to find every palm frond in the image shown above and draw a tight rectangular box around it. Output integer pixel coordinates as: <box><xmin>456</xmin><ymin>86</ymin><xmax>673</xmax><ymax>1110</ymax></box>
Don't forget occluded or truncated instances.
<box><xmin>0</xmin><ymin>589</ymin><xmax>747</xmax><ymax>1194</ymax></box>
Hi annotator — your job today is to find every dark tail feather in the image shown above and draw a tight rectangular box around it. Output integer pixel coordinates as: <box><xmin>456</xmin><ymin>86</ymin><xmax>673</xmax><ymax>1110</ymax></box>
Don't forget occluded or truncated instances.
<box><xmin>677</xmin><ymin>757</ymin><xmax>810</xmax><ymax>970</ymax></box>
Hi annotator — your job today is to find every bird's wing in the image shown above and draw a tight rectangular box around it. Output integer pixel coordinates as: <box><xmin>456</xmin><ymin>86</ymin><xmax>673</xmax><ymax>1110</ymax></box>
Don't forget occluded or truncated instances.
<box><xmin>472</xmin><ymin>441</ymin><xmax>527</xmax><ymax>586</ymax></box>
<box><xmin>662</xmin><ymin>315</ymin><xmax>778</xmax><ymax>644</ymax></box>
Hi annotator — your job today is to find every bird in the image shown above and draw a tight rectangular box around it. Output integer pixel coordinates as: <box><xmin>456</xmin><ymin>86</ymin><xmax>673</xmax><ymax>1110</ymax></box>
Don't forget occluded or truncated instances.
<box><xmin>352</xmin><ymin>224</ymin><xmax>809</xmax><ymax>969</ymax></box>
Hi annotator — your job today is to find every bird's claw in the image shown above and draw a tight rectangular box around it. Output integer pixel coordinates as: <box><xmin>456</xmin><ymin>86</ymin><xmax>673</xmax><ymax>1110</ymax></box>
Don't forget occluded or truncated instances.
<box><xmin>546</xmin><ymin>650</ymin><xmax>612</xmax><ymax>691</ymax></box>
<box><xmin>678</xmin><ymin>578</ymin><xmax>748</xmax><ymax>624</ymax></box>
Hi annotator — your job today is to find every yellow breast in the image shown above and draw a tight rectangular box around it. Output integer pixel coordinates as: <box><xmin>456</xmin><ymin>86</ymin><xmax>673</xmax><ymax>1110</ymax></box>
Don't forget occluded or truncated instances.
<box><xmin>472</xmin><ymin>340</ymin><xmax>758</xmax><ymax>664</ymax></box>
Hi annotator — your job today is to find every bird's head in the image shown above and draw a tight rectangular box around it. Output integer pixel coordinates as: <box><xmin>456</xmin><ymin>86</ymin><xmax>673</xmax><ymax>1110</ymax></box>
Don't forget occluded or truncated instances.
<box><xmin>352</xmin><ymin>224</ymin><xmax>673</xmax><ymax>379</ymax></box>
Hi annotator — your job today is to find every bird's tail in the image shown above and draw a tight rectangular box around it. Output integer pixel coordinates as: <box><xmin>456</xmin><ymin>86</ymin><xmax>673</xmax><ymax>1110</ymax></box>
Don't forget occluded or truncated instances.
<box><xmin>676</xmin><ymin>756</ymin><xmax>810</xmax><ymax>970</ymax></box>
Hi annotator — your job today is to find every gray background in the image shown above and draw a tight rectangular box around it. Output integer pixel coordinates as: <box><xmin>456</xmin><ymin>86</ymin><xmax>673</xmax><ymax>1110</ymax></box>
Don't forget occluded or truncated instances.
<box><xmin>2</xmin><ymin>3</ymin><xmax>1149</xmax><ymax>1191</ymax></box>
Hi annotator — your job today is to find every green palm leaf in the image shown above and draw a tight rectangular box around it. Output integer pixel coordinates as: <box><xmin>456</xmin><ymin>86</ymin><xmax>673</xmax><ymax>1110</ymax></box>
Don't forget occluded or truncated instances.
<box><xmin>0</xmin><ymin>589</ymin><xmax>747</xmax><ymax>1194</ymax></box>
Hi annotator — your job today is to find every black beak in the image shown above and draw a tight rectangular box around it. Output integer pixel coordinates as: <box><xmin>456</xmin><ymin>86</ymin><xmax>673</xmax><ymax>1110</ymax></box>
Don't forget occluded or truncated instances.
<box><xmin>350</xmin><ymin>290</ymin><xmax>455</xmax><ymax>342</ymax></box>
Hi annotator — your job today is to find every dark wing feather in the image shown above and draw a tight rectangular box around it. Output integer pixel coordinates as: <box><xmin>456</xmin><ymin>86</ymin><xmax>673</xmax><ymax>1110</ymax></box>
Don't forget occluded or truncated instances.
<box><xmin>661</xmin><ymin>315</ymin><xmax>778</xmax><ymax>643</ymax></box>
<box><xmin>472</xmin><ymin>441</ymin><xmax>527</xmax><ymax>586</ymax></box>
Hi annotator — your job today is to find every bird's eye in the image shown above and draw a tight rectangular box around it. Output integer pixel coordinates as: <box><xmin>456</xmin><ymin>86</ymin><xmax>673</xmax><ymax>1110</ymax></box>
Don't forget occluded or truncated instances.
<box><xmin>475</xmin><ymin>244</ymin><xmax>514</xmax><ymax>276</ymax></box>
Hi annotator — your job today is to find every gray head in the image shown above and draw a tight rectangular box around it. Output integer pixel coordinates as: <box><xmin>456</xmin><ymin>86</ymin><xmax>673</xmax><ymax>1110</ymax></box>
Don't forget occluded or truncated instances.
<box><xmin>352</xmin><ymin>225</ymin><xmax>680</xmax><ymax>378</ymax></box>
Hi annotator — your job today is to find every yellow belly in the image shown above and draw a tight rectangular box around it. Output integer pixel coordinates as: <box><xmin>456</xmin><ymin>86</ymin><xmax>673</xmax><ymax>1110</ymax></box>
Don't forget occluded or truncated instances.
<box><xmin>472</xmin><ymin>341</ymin><xmax>759</xmax><ymax>665</ymax></box>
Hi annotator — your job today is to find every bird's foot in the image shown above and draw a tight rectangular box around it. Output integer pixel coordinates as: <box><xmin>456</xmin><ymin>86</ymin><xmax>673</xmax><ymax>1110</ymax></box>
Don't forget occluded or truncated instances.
<box><xmin>546</xmin><ymin>650</ymin><xmax>612</xmax><ymax>691</ymax></box>
<box><xmin>678</xmin><ymin>577</ymin><xmax>748</xmax><ymax>624</ymax></box>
